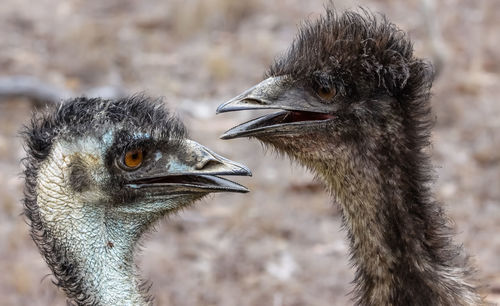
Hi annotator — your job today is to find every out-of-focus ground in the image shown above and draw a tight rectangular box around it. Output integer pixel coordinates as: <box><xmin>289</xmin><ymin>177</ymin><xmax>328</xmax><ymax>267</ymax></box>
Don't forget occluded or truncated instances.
<box><xmin>0</xmin><ymin>0</ymin><xmax>499</xmax><ymax>305</ymax></box>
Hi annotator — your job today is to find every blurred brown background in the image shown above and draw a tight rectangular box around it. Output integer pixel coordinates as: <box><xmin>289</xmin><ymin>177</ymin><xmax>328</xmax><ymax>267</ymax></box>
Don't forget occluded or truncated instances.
<box><xmin>0</xmin><ymin>0</ymin><xmax>499</xmax><ymax>305</ymax></box>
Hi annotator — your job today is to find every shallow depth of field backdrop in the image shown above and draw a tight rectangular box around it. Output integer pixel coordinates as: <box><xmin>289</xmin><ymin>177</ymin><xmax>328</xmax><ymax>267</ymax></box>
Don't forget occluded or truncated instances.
<box><xmin>0</xmin><ymin>0</ymin><xmax>499</xmax><ymax>305</ymax></box>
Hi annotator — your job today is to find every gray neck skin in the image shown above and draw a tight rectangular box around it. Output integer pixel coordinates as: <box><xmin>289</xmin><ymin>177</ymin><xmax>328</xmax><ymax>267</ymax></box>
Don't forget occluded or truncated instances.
<box><xmin>41</xmin><ymin>198</ymin><xmax>151</xmax><ymax>305</ymax></box>
<box><xmin>310</xmin><ymin>150</ymin><xmax>480</xmax><ymax>305</ymax></box>
<box><xmin>35</xmin><ymin>141</ymin><xmax>151</xmax><ymax>305</ymax></box>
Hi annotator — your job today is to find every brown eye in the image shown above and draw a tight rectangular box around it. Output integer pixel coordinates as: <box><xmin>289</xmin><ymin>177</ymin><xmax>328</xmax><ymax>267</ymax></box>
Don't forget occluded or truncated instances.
<box><xmin>123</xmin><ymin>149</ymin><xmax>143</xmax><ymax>169</ymax></box>
<box><xmin>317</xmin><ymin>86</ymin><xmax>336</xmax><ymax>101</ymax></box>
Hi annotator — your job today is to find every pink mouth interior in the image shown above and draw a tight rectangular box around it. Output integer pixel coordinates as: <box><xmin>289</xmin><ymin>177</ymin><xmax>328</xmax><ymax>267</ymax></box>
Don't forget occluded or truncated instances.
<box><xmin>283</xmin><ymin>111</ymin><xmax>335</xmax><ymax>123</ymax></box>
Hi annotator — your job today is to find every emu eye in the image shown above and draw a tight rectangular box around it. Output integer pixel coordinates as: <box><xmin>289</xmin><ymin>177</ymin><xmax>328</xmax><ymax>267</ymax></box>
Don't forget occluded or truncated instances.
<box><xmin>123</xmin><ymin>149</ymin><xmax>143</xmax><ymax>169</ymax></box>
<box><xmin>317</xmin><ymin>86</ymin><xmax>337</xmax><ymax>101</ymax></box>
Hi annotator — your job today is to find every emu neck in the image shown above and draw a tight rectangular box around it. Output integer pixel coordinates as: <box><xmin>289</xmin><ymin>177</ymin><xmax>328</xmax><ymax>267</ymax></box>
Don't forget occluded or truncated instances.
<box><xmin>310</xmin><ymin>148</ymin><xmax>479</xmax><ymax>305</ymax></box>
<box><xmin>35</xmin><ymin>142</ymin><xmax>150</xmax><ymax>305</ymax></box>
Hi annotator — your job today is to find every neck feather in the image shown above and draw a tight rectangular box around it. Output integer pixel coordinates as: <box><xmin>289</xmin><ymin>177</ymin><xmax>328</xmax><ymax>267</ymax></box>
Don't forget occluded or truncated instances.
<box><xmin>312</xmin><ymin>148</ymin><xmax>481</xmax><ymax>305</ymax></box>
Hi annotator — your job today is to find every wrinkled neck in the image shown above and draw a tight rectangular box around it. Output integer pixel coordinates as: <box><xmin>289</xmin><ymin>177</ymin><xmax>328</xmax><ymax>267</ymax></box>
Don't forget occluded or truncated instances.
<box><xmin>66</xmin><ymin>215</ymin><xmax>148</xmax><ymax>305</ymax></box>
<box><xmin>39</xmin><ymin>197</ymin><xmax>149</xmax><ymax>305</ymax></box>
<box><xmin>35</xmin><ymin>143</ymin><xmax>150</xmax><ymax>305</ymax></box>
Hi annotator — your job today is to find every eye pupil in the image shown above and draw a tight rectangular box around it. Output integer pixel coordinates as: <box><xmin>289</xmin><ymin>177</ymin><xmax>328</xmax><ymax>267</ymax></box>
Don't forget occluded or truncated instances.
<box><xmin>317</xmin><ymin>85</ymin><xmax>336</xmax><ymax>100</ymax></box>
<box><xmin>123</xmin><ymin>149</ymin><xmax>143</xmax><ymax>169</ymax></box>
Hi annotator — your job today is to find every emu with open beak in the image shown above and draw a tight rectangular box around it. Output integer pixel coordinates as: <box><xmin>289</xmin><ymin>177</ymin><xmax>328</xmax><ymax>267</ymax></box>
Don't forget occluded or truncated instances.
<box><xmin>216</xmin><ymin>76</ymin><xmax>335</xmax><ymax>139</ymax></box>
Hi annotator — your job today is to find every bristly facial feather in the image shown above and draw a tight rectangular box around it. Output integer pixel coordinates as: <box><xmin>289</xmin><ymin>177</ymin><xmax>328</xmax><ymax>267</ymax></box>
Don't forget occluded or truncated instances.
<box><xmin>267</xmin><ymin>8</ymin><xmax>428</xmax><ymax>99</ymax></box>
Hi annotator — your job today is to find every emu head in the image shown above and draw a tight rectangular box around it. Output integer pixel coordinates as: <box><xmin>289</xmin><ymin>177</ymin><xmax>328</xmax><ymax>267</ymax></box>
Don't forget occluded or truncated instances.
<box><xmin>217</xmin><ymin>9</ymin><xmax>433</xmax><ymax>170</ymax></box>
<box><xmin>22</xmin><ymin>96</ymin><xmax>250</xmax><ymax>304</ymax></box>
<box><xmin>25</xmin><ymin>96</ymin><xmax>249</xmax><ymax>235</ymax></box>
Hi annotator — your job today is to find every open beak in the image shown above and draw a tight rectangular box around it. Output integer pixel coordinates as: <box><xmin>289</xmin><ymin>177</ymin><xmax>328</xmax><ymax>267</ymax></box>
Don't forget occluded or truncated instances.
<box><xmin>125</xmin><ymin>140</ymin><xmax>251</xmax><ymax>194</ymax></box>
<box><xmin>216</xmin><ymin>76</ymin><xmax>334</xmax><ymax>139</ymax></box>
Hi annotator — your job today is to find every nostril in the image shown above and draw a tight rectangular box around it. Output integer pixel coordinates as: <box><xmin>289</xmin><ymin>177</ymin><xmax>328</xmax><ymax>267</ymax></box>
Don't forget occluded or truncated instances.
<box><xmin>194</xmin><ymin>158</ymin><xmax>221</xmax><ymax>170</ymax></box>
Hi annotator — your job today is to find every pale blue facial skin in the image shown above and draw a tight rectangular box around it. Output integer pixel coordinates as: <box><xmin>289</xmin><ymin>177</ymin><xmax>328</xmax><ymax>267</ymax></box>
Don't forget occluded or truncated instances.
<box><xmin>154</xmin><ymin>151</ymin><xmax>162</xmax><ymax>161</ymax></box>
<box><xmin>34</xmin><ymin>126</ymin><xmax>250</xmax><ymax>305</ymax></box>
<box><xmin>101</xmin><ymin>130</ymin><xmax>114</xmax><ymax>147</ymax></box>
<box><xmin>132</xmin><ymin>131</ymin><xmax>150</xmax><ymax>140</ymax></box>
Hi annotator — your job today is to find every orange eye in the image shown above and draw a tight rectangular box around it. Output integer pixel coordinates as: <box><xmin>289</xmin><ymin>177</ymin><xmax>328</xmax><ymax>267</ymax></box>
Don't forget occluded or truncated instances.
<box><xmin>123</xmin><ymin>149</ymin><xmax>143</xmax><ymax>169</ymax></box>
<box><xmin>317</xmin><ymin>86</ymin><xmax>336</xmax><ymax>101</ymax></box>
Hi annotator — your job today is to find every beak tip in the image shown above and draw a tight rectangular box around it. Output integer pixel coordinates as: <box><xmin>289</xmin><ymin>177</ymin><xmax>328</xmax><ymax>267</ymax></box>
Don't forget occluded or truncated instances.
<box><xmin>216</xmin><ymin>99</ymin><xmax>236</xmax><ymax>114</ymax></box>
<box><xmin>220</xmin><ymin>129</ymin><xmax>242</xmax><ymax>140</ymax></box>
<box><xmin>242</xmin><ymin>167</ymin><xmax>252</xmax><ymax>177</ymax></box>
<box><xmin>219</xmin><ymin>133</ymin><xmax>231</xmax><ymax>140</ymax></box>
<box><xmin>215</xmin><ymin>105</ymin><xmax>225</xmax><ymax>114</ymax></box>
<box><xmin>231</xmin><ymin>162</ymin><xmax>252</xmax><ymax>177</ymax></box>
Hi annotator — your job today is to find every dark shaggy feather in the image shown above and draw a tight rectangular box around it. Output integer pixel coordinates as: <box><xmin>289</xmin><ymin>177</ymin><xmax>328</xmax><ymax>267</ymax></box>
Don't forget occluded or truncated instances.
<box><xmin>256</xmin><ymin>8</ymin><xmax>482</xmax><ymax>305</ymax></box>
<box><xmin>268</xmin><ymin>8</ymin><xmax>428</xmax><ymax>99</ymax></box>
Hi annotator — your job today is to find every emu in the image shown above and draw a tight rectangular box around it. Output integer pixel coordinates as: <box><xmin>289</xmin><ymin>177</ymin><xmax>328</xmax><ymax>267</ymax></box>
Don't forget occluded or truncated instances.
<box><xmin>217</xmin><ymin>9</ymin><xmax>482</xmax><ymax>305</ymax></box>
<box><xmin>23</xmin><ymin>96</ymin><xmax>250</xmax><ymax>305</ymax></box>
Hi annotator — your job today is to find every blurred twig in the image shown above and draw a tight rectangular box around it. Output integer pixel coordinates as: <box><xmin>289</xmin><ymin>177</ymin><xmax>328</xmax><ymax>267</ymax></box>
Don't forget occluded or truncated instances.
<box><xmin>420</xmin><ymin>0</ymin><xmax>449</xmax><ymax>78</ymax></box>
<box><xmin>0</xmin><ymin>75</ymin><xmax>126</xmax><ymax>106</ymax></box>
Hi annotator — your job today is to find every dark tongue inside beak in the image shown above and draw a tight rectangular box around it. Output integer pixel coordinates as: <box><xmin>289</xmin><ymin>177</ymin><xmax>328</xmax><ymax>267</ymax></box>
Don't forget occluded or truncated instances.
<box><xmin>250</xmin><ymin>110</ymin><xmax>334</xmax><ymax>127</ymax></box>
<box><xmin>283</xmin><ymin>111</ymin><xmax>334</xmax><ymax>123</ymax></box>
